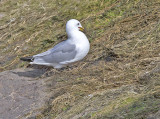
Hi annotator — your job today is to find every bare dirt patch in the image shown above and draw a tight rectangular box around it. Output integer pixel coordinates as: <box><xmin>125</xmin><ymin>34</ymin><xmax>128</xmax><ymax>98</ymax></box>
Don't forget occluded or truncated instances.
<box><xmin>0</xmin><ymin>68</ymin><xmax>51</xmax><ymax>119</ymax></box>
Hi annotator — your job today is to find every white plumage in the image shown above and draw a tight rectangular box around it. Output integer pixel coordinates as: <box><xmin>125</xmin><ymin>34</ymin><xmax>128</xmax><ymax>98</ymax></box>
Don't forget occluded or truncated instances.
<box><xmin>21</xmin><ymin>19</ymin><xmax>90</xmax><ymax>69</ymax></box>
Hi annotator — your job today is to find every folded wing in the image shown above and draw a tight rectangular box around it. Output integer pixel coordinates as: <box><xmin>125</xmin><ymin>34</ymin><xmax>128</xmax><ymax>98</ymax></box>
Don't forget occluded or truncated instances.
<box><xmin>33</xmin><ymin>40</ymin><xmax>77</xmax><ymax>64</ymax></box>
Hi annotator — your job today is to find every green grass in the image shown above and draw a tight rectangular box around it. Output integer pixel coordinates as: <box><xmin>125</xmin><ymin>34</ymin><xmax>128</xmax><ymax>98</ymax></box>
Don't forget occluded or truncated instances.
<box><xmin>0</xmin><ymin>0</ymin><xmax>126</xmax><ymax>70</ymax></box>
<box><xmin>0</xmin><ymin>0</ymin><xmax>160</xmax><ymax>118</ymax></box>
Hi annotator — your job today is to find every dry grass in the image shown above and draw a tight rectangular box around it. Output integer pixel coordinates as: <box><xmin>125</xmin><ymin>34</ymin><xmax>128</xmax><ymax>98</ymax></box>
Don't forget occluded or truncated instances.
<box><xmin>0</xmin><ymin>0</ymin><xmax>160</xmax><ymax>118</ymax></box>
<box><xmin>0</xmin><ymin>0</ymin><xmax>120</xmax><ymax>71</ymax></box>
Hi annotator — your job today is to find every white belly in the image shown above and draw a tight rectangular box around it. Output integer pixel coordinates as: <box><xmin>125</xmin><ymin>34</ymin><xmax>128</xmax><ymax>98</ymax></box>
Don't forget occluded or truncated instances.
<box><xmin>74</xmin><ymin>41</ymin><xmax>90</xmax><ymax>61</ymax></box>
<box><xmin>60</xmin><ymin>37</ymin><xmax>90</xmax><ymax>65</ymax></box>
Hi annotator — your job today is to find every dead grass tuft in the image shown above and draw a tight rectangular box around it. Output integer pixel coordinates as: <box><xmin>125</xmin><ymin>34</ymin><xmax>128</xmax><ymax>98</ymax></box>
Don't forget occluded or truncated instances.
<box><xmin>0</xmin><ymin>0</ymin><xmax>160</xmax><ymax>118</ymax></box>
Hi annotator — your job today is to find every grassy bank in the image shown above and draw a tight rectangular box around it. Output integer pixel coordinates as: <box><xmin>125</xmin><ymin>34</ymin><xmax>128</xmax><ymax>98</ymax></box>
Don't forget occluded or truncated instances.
<box><xmin>0</xmin><ymin>0</ymin><xmax>160</xmax><ymax>118</ymax></box>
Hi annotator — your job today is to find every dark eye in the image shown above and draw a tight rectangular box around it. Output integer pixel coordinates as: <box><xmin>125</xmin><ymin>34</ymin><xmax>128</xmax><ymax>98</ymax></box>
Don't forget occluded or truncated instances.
<box><xmin>77</xmin><ymin>23</ymin><xmax>80</xmax><ymax>25</ymax></box>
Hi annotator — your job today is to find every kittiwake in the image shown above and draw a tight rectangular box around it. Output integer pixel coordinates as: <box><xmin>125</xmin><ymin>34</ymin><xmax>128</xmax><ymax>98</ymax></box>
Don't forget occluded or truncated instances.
<box><xmin>20</xmin><ymin>19</ymin><xmax>90</xmax><ymax>69</ymax></box>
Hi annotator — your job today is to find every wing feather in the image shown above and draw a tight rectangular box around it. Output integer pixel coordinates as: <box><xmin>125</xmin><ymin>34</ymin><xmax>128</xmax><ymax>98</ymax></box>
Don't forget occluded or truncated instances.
<box><xmin>33</xmin><ymin>40</ymin><xmax>77</xmax><ymax>63</ymax></box>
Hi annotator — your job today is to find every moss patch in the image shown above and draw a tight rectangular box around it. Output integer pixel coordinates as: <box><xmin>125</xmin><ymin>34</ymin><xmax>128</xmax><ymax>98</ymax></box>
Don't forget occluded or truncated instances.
<box><xmin>0</xmin><ymin>0</ymin><xmax>160</xmax><ymax>118</ymax></box>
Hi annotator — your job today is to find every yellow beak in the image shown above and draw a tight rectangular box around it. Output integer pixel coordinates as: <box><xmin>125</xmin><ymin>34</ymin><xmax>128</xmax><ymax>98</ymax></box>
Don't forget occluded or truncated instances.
<box><xmin>79</xmin><ymin>27</ymin><xmax>84</xmax><ymax>32</ymax></box>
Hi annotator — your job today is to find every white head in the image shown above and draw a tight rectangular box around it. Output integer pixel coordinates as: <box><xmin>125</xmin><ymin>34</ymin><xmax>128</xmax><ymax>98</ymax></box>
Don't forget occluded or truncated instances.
<box><xmin>66</xmin><ymin>19</ymin><xmax>84</xmax><ymax>37</ymax></box>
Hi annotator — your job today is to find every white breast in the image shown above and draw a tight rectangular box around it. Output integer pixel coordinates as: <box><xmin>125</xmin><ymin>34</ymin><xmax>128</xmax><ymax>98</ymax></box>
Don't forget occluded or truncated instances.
<box><xmin>74</xmin><ymin>38</ymin><xmax>90</xmax><ymax>61</ymax></box>
<box><xmin>60</xmin><ymin>31</ymin><xmax>90</xmax><ymax>64</ymax></box>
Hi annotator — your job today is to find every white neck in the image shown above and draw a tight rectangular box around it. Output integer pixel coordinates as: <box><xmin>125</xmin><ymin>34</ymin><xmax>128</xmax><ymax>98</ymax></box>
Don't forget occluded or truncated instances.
<box><xmin>67</xmin><ymin>30</ymin><xmax>85</xmax><ymax>39</ymax></box>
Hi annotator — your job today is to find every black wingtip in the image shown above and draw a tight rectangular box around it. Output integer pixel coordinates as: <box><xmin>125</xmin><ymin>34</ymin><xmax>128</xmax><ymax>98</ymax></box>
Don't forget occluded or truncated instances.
<box><xmin>20</xmin><ymin>56</ymin><xmax>34</xmax><ymax>62</ymax></box>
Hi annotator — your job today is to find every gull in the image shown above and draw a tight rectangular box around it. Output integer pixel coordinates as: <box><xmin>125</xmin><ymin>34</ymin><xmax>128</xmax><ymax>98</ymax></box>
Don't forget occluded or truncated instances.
<box><xmin>20</xmin><ymin>19</ymin><xmax>90</xmax><ymax>69</ymax></box>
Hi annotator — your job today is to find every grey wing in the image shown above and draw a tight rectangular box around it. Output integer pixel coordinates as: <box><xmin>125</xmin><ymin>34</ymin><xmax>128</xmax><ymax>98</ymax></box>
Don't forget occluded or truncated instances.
<box><xmin>34</xmin><ymin>41</ymin><xmax>67</xmax><ymax>57</ymax></box>
<box><xmin>33</xmin><ymin>40</ymin><xmax>77</xmax><ymax>63</ymax></box>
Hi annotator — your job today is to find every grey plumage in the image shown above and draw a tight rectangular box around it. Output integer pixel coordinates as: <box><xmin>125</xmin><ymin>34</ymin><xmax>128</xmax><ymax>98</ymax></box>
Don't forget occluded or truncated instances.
<box><xmin>33</xmin><ymin>40</ymin><xmax>76</xmax><ymax>63</ymax></box>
